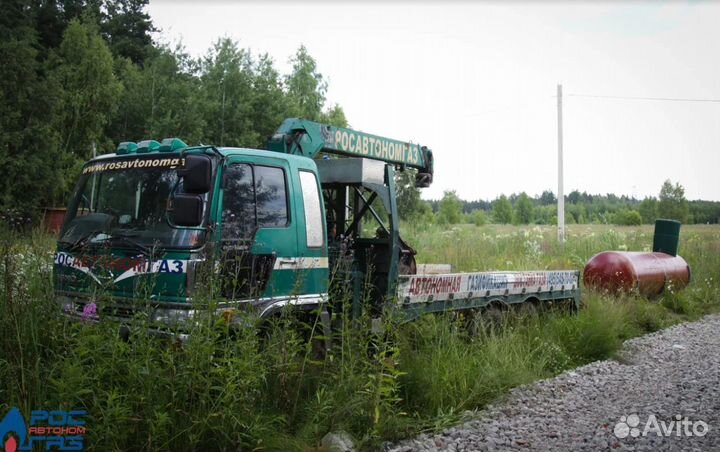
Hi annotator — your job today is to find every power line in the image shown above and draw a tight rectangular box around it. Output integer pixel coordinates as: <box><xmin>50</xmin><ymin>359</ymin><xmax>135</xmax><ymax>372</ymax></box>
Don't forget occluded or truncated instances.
<box><xmin>568</xmin><ymin>93</ymin><xmax>720</xmax><ymax>103</ymax></box>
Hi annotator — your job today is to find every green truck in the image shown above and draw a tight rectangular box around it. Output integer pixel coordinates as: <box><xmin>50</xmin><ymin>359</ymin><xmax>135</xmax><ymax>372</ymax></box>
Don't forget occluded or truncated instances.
<box><xmin>54</xmin><ymin>118</ymin><xmax>580</xmax><ymax>337</ymax></box>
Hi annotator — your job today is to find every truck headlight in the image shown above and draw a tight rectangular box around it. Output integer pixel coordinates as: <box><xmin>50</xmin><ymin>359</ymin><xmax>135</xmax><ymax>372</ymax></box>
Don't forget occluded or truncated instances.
<box><xmin>151</xmin><ymin>307</ymin><xmax>195</xmax><ymax>325</ymax></box>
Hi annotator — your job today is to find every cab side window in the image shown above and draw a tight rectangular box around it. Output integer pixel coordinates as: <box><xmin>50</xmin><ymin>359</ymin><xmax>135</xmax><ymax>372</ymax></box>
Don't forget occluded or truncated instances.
<box><xmin>221</xmin><ymin>164</ymin><xmax>255</xmax><ymax>240</ymax></box>
<box><xmin>255</xmin><ymin>166</ymin><xmax>288</xmax><ymax>228</ymax></box>
<box><xmin>299</xmin><ymin>171</ymin><xmax>324</xmax><ymax>248</ymax></box>
<box><xmin>222</xmin><ymin>164</ymin><xmax>289</xmax><ymax>240</ymax></box>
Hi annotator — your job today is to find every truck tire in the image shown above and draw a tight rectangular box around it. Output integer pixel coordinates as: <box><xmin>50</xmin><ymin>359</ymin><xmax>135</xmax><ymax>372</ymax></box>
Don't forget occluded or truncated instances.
<box><xmin>516</xmin><ymin>298</ymin><xmax>540</xmax><ymax>318</ymax></box>
<box><xmin>482</xmin><ymin>303</ymin><xmax>507</xmax><ymax>333</ymax></box>
<box><xmin>464</xmin><ymin>302</ymin><xmax>506</xmax><ymax>337</ymax></box>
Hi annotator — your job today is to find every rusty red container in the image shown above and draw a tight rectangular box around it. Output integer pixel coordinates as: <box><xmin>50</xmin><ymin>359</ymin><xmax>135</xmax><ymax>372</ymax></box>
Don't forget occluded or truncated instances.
<box><xmin>42</xmin><ymin>207</ymin><xmax>67</xmax><ymax>235</ymax></box>
<box><xmin>583</xmin><ymin>251</ymin><xmax>690</xmax><ymax>297</ymax></box>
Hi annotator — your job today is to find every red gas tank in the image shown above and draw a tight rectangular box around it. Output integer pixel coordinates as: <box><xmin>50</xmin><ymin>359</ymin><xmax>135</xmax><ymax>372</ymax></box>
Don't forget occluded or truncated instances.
<box><xmin>583</xmin><ymin>251</ymin><xmax>690</xmax><ymax>297</ymax></box>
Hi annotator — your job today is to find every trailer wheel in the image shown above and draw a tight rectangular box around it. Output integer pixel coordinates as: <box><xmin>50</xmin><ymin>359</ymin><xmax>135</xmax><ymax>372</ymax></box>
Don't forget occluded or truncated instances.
<box><xmin>566</xmin><ymin>297</ymin><xmax>581</xmax><ymax>314</ymax></box>
<box><xmin>516</xmin><ymin>298</ymin><xmax>540</xmax><ymax>318</ymax></box>
<box><xmin>463</xmin><ymin>310</ymin><xmax>483</xmax><ymax>338</ymax></box>
<box><xmin>482</xmin><ymin>303</ymin><xmax>507</xmax><ymax>333</ymax></box>
<box><xmin>464</xmin><ymin>302</ymin><xmax>507</xmax><ymax>337</ymax></box>
<box><xmin>547</xmin><ymin>298</ymin><xmax>578</xmax><ymax>315</ymax></box>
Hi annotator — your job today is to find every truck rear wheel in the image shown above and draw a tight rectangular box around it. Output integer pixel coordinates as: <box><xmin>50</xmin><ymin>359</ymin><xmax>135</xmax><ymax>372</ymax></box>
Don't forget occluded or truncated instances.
<box><xmin>464</xmin><ymin>302</ymin><xmax>507</xmax><ymax>337</ymax></box>
<box><xmin>483</xmin><ymin>303</ymin><xmax>507</xmax><ymax>333</ymax></box>
<box><xmin>515</xmin><ymin>298</ymin><xmax>540</xmax><ymax>318</ymax></box>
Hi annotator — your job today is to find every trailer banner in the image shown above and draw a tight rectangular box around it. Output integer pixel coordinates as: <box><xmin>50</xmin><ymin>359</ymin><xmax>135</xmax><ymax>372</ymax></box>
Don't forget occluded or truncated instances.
<box><xmin>397</xmin><ymin>271</ymin><xmax>579</xmax><ymax>304</ymax></box>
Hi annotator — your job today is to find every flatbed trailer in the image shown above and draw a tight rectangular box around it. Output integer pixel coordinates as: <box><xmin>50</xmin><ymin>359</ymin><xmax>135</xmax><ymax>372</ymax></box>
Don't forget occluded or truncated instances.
<box><xmin>396</xmin><ymin>270</ymin><xmax>580</xmax><ymax>320</ymax></box>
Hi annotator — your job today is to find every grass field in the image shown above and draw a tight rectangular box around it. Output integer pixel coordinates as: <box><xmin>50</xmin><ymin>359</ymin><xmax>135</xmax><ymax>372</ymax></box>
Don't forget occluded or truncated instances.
<box><xmin>1</xmin><ymin>224</ymin><xmax>719</xmax><ymax>451</ymax></box>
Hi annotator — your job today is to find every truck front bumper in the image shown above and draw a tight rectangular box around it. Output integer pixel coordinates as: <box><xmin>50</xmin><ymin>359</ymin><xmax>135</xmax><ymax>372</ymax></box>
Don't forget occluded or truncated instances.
<box><xmin>56</xmin><ymin>295</ymin><xmax>213</xmax><ymax>342</ymax></box>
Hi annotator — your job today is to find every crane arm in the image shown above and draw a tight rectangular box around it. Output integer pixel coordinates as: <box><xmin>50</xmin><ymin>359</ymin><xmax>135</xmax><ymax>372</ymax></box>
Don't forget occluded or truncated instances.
<box><xmin>267</xmin><ymin>118</ymin><xmax>434</xmax><ymax>187</ymax></box>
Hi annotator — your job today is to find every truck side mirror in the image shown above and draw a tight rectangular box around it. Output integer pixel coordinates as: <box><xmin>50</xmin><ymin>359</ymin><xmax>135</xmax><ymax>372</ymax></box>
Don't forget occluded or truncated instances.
<box><xmin>169</xmin><ymin>194</ymin><xmax>204</xmax><ymax>227</ymax></box>
<box><xmin>177</xmin><ymin>154</ymin><xmax>212</xmax><ymax>194</ymax></box>
<box><xmin>415</xmin><ymin>147</ymin><xmax>434</xmax><ymax>188</ymax></box>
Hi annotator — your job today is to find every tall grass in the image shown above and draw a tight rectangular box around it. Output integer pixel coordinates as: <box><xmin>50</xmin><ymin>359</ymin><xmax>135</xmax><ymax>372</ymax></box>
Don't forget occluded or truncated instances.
<box><xmin>1</xmin><ymin>224</ymin><xmax>719</xmax><ymax>450</ymax></box>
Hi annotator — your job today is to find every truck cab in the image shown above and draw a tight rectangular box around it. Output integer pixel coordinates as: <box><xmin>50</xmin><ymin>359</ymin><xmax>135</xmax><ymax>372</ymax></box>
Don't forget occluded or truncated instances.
<box><xmin>55</xmin><ymin>141</ymin><xmax>332</xmax><ymax>331</ymax></box>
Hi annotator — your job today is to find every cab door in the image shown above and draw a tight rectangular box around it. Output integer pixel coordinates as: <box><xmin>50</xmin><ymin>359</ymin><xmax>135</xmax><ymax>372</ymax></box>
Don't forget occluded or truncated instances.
<box><xmin>218</xmin><ymin>156</ymin><xmax>298</xmax><ymax>300</ymax></box>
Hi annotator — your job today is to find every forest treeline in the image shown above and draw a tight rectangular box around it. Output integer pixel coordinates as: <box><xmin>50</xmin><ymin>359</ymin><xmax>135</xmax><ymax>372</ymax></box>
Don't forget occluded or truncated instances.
<box><xmin>412</xmin><ymin>180</ymin><xmax>720</xmax><ymax>226</ymax></box>
<box><xmin>1</xmin><ymin>0</ymin><xmax>346</xmax><ymax>220</ymax></box>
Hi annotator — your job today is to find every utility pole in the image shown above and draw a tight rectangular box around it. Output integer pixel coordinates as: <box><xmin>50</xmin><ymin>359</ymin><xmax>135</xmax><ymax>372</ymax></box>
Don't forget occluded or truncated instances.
<box><xmin>557</xmin><ymin>84</ymin><xmax>565</xmax><ymax>243</ymax></box>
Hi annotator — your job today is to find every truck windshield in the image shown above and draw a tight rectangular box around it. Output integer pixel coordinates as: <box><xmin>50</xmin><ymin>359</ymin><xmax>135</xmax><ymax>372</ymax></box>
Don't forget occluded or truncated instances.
<box><xmin>59</xmin><ymin>158</ymin><xmax>207</xmax><ymax>249</ymax></box>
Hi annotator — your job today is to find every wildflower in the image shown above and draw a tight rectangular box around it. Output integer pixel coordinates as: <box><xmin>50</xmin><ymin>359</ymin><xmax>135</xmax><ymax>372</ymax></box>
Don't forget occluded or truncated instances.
<box><xmin>81</xmin><ymin>302</ymin><xmax>97</xmax><ymax>321</ymax></box>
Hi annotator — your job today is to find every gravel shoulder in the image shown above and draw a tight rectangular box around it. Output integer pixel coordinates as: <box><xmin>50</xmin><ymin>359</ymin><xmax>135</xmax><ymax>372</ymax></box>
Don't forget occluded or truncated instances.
<box><xmin>389</xmin><ymin>314</ymin><xmax>720</xmax><ymax>452</ymax></box>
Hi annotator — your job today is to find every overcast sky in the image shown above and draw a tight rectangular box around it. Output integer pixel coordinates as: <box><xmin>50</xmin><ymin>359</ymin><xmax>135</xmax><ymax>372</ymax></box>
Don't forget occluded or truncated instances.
<box><xmin>148</xmin><ymin>1</ymin><xmax>720</xmax><ymax>201</ymax></box>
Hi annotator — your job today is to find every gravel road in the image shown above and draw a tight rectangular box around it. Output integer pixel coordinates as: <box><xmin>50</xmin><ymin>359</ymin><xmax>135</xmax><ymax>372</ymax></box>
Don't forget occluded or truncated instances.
<box><xmin>389</xmin><ymin>314</ymin><xmax>720</xmax><ymax>452</ymax></box>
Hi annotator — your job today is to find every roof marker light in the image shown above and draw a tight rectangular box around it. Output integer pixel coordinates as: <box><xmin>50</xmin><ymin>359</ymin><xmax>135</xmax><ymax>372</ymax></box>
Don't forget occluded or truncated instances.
<box><xmin>136</xmin><ymin>140</ymin><xmax>161</xmax><ymax>153</ymax></box>
<box><xmin>116</xmin><ymin>142</ymin><xmax>138</xmax><ymax>155</ymax></box>
<box><xmin>159</xmin><ymin>138</ymin><xmax>188</xmax><ymax>152</ymax></box>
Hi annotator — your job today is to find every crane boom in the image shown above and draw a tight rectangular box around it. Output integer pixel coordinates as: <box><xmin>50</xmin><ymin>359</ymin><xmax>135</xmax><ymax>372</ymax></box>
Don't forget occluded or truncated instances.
<box><xmin>267</xmin><ymin>118</ymin><xmax>434</xmax><ymax>187</ymax></box>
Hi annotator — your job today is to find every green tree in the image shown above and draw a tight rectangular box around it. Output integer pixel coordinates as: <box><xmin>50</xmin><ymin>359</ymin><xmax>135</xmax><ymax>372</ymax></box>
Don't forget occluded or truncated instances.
<box><xmin>567</xmin><ymin>190</ymin><xmax>581</xmax><ymax>204</ymax></box>
<box><xmin>613</xmin><ymin>209</ymin><xmax>642</xmax><ymax>226</ymax></box>
<box><xmin>32</xmin><ymin>0</ymin><xmax>101</xmax><ymax>51</ymax></box>
<box><xmin>492</xmin><ymin>195</ymin><xmax>513</xmax><ymax>224</ymax></box>
<box><xmin>566</xmin><ymin>204</ymin><xmax>587</xmax><ymax>224</ymax></box>
<box><xmin>51</xmin><ymin>19</ymin><xmax>122</xmax><ymax>156</ymax></box>
<box><xmin>416</xmin><ymin>200</ymin><xmax>434</xmax><ymax>224</ymax></box>
<box><xmin>199</xmin><ymin>38</ymin><xmax>257</xmax><ymax>147</ymax></box>
<box><xmin>539</xmin><ymin>190</ymin><xmax>556</xmax><ymax>205</ymax></box>
<box><xmin>101</xmin><ymin>0</ymin><xmax>155</xmax><ymax>65</ymax></box>
<box><xmin>439</xmin><ymin>190</ymin><xmax>463</xmax><ymax>224</ymax></box>
<box><xmin>247</xmin><ymin>53</ymin><xmax>291</xmax><ymax>147</ymax></box>
<box><xmin>0</xmin><ymin>0</ymin><xmax>65</xmax><ymax>214</ymax></box>
<box><xmin>514</xmin><ymin>192</ymin><xmax>534</xmax><ymax>224</ymax></box>
<box><xmin>106</xmin><ymin>55</ymin><xmax>145</xmax><ymax>141</ymax></box>
<box><xmin>49</xmin><ymin>19</ymin><xmax>122</xmax><ymax>200</ymax></box>
<box><xmin>107</xmin><ymin>45</ymin><xmax>206</xmax><ymax>145</ymax></box>
<box><xmin>285</xmin><ymin>45</ymin><xmax>327</xmax><ymax>120</ymax></box>
<box><xmin>145</xmin><ymin>46</ymin><xmax>205</xmax><ymax>143</ymax></box>
<box><xmin>689</xmin><ymin>200</ymin><xmax>720</xmax><ymax>224</ymax></box>
<box><xmin>396</xmin><ymin>169</ymin><xmax>422</xmax><ymax>220</ymax></box>
<box><xmin>638</xmin><ymin>197</ymin><xmax>658</xmax><ymax>224</ymax></box>
<box><xmin>320</xmin><ymin>103</ymin><xmax>348</xmax><ymax>128</ymax></box>
<box><xmin>658</xmin><ymin>180</ymin><xmax>689</xmax><ymax>223</ymax></box>
<box><xmin>471</xmin><ymin>209</ymin><xmax>487</xmax><ymax>226</ymax></box>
